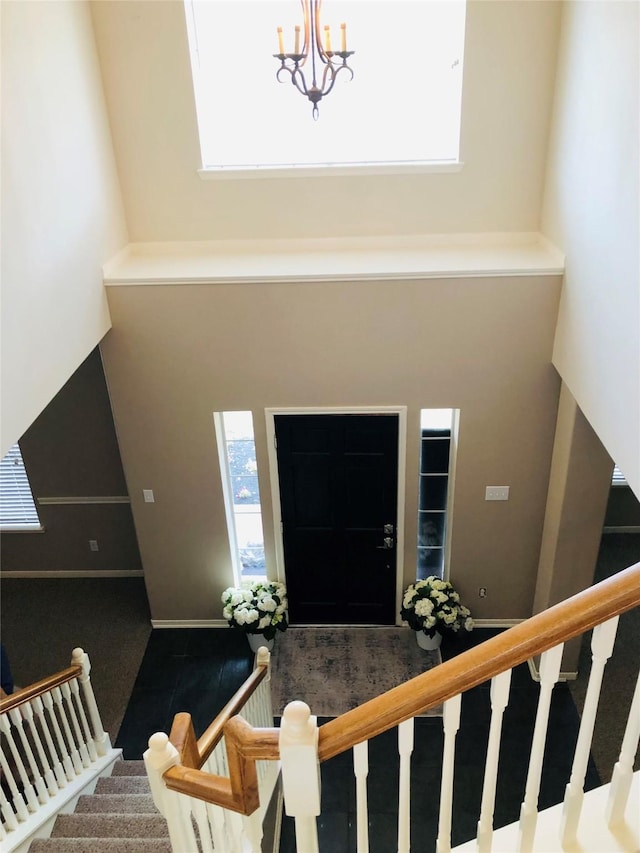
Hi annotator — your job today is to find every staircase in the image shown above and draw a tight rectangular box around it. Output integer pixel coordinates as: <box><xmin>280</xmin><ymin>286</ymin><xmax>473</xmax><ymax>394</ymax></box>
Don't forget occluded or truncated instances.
<box><xmin>2</xmin><ymin>565</ymin><xmax>639</xmax><ymax>852</ymax></box>
<box><xmin>28</xmin><ymin>760</ymin><xmax>172</xmax><ymax>853</ymax></box>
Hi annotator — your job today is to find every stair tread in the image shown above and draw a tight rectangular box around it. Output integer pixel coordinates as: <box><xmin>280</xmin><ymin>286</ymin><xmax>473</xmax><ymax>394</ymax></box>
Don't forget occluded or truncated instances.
<box><xmin>30</xmin><ymin>840</ymin><xmax>173</xmax><ymax>852</ymax></box>
<box><xmin>52</xmin><ymin>813</ymin><xmax>169</xmax><ymax>838</ymax></box>
<box><xmin>95</xmin><ymin>776</ymin><xmax>151</xmax><ymax>794</ymax></box>
<box><xmin>110</xmin><ymin>760</ymin><xmax>147</xmax><ymax>776</ymax></box>
<box><xmin>74</xmin><ymin>794</ymin><xmax>158</xmax><ymax>814</ymax></box>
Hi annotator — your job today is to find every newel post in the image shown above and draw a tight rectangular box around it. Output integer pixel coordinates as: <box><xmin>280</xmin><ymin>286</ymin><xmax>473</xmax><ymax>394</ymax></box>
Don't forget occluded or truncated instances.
<box><xmin>71</xmin><ymin>648</ymin><xmax>110</xmax><ymax>755</ymax></box>
<box><xmin>144</xmin><ymin>732</ymin><xmax>198</xmax><ymax>853</ymax></box>
<box><xmin>279</xmin><ymin>700</ymin><xmax>321</xmax><ymax>853</ymax></box>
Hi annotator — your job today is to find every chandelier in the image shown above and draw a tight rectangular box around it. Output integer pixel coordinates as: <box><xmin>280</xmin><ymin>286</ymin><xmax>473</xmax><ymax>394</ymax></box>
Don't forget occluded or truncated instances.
<box><xmin>273</xmin><ymin>1</ymin><xmax>355</xmax><ymax>119</ymax></box>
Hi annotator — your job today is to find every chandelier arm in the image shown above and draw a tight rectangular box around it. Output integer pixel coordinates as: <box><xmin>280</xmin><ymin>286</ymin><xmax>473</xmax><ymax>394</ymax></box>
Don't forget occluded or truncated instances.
<box><xmin>272</xmin><ymin>0</ymin><xmax>354</xmax><ymax>117</ymax></box>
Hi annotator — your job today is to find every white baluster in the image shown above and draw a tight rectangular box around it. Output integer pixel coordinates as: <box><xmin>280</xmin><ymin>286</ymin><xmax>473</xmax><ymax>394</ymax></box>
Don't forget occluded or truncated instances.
<box><xmin>606</xmin><ymin>665</ymin><xmax>640</xmax><ymax>826</ymax></box>
<box><xmin>279</xmin><ymin>700</ymin><xmax>321</xmax><ymax>853</ymax></box>
<box><xmin>242</xmin><ymin>808</ymin><xmax>265</xmax><ymax>852</ymax></box>
<box><xmin>22</xmin><ymin>700</ymin><xmax>60</xmax><ymax>798</ymax></box>
<box><xmin>205</xmin><ymin>800</ymin><xmax>229</xmax><ymax>852</ymax></box>
<box><xmin>71</xmin><ymin>648</ymin><xmax>110</xmax><ymax>755</ymax></box>
<box><xmin>52</xmin><ymin>686</ymin><xmax>82</xmax><ymax>774</ymax></box>
<box><xmin>398</xmin><ymin>719</ymin><xmax>414</xmax><ymax>853</ymax></box>
<box><xmin>68</xmin><ymin>676</ymin><xmax>97</xmax><ymax>762</ymax></box>
<box><xmin>561</xmin><ymin>616</ymin><xmax>619</xmax><ymax>847</ymax></box>
<box><xmin>32</xmin><ymin>696</ymin><xmax>66</xmax><ymax>789</ymax></box>
<box><xmin>191</xmin><ymin>796</ymin><xmax>216</xmax><ymax>853</ymax></box>
<box><xmin>0</xmin><ymin>783</ymin><xmax>19</xmax><ymax>831</ymax></box>
<box><xmin>0</xmin><ymin>748</ymin><xmax>28</xmax><ymax>823</ymax></box>
<box><xmin>144</xmin><ymin>732</ymin><xmax>199</xmax><ymax>852</ymax></box>
<box><xmin>477</xmin><ymin>668</ymin><xmax>512</xmax><ymax>852</ymax></box>
<box><xmin>0</xmin><ymin>713</ymin><xmax>39</xmax><ymax>812</ymax></box>
<box><xmin>8</xmin><ymin>705</ymin><xmax>48</xmax><ymax>804</ymax></box>
<box><xmin>225</xmin><ymin>808</ymin><xmax>244</xmax><ymax>853</ymax></box>
<box><xmin>60</xmin><ymin>681</ymin><xmax>90</xmax><ymax>767</ymax></box>
<box><xmin>518</xmin><ymin>643</ymin><xmax>564</xmax><ymax>851</ymax></box>
<box><xmin>354</xmin><ymin>740</ymin><xmax>370</xmax><ymax>853</ymax></box>
<box><xmin>43</xmin><ymin>691</ymin><xmax>75</xmax><ymax>780</ymax></box>
<box><xmin>437</xmin><ymin>693</ymin><xmax>462</xmax><ymax>853</ymax></box>
<box><xmin>202</xmin><ymin>751</ymin><xmax>231</xmax><ymax>850</ymax></box>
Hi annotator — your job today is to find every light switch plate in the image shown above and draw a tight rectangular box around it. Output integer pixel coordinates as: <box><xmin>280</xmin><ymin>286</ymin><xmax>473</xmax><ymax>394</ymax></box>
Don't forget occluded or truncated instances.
<box><xmin>485</xmin><ymin>486</ymin><xmax>510</xmax><ymax>501</ymax></box>
<box><xmin>143</xmin><ymin>489</ymin><xmax>155</xmax><ymax>503</ymax></box>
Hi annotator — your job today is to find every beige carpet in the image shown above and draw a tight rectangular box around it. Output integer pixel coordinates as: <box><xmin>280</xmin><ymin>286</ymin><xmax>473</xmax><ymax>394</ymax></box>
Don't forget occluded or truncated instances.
<box><xmin>269</xmin><ymin>626</ymin><xmax>442</xmax><ymax>717</ymax></box>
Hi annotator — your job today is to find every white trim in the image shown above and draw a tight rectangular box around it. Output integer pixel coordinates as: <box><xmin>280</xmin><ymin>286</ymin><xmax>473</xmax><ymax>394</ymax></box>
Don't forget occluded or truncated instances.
<box><xmin>102</xmin><ymin>233</ymin><xmax>565</xmax><ymax>287</ymax></box>
<box><xmin>151</xmin><ymin>619</ymin><xmax>229</xmax><ymax>628</ymax></box>
<box><xmin>1</xmin><ymin>525</ymin><xmax>45</xmax><ymax>533</ymax></box>
<box><xmin>602</xmin><ymin>525</ymin><xmax>640</xmax><ymax>533</ymax></box>
<box><xmin>212</xmin><ymin>412</ymin><xmax>243</xmax><ymax>585</ymax></box>
<box><xmin>264</xmin><ymin>406</ymin><xmax>407</xmax><ymax>623</ymax></box>
<box><xmin>197</xmin><ymin>161</ymin><xmax>464</xmax><ymax>181</ymax></box>
<box><xmin>37</xmin><ymin>496</ymin><xmax>130</xmax><ymax>505</ymax></box>
<box><xmin>0</xmin><ymin>570</ymin><xmax>144</xmax><ymax>578</ymax></box>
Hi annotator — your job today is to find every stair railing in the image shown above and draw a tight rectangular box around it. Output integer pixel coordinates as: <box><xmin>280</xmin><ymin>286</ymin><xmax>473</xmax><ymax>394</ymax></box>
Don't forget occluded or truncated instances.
<box><xmin>144</xmin><ymin>645</ymin><xmax>280</xmax><ymax>852</ymax></box>
<box><xmin>0</xmin><ymin>648</ymin><xmax>116</xmax><ymax>852</ymax></box>
<box><xmin>147</xmin><ymin>562</ymin><xmax>640</xmax><ymax>853</ymax></box>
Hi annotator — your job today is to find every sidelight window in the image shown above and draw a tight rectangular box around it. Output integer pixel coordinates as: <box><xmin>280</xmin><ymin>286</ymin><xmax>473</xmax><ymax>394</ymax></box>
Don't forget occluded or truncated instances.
<box><xmin>215</xmin><ymin>411</ymin><xmax>266</xmax><ymax>584</ymax></box>
<box><xmin>417</xmin><ymin>409</ymin><xmax>454</xmax><ymax>580</ymax></box>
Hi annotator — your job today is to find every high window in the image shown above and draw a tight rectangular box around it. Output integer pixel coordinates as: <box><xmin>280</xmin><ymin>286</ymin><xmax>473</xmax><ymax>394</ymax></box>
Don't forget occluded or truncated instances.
<box><xmin>185</xmin><ymin>0</ymin><xmax>466</xmax><ymax>174</ymax></box>
<box><xmin>417</xmin><ymin>409</ymin><xmax>455</xmax><ymax>579</ymax></box>
<box><xmin>215</xmin><ymin>411</ymin><xmax>266</xmax><ymax>583</ymax></box>
<box><xmin>0</xmin><ymin>443</ymin><xmax>42</xmax><ymax>530</ymax></box>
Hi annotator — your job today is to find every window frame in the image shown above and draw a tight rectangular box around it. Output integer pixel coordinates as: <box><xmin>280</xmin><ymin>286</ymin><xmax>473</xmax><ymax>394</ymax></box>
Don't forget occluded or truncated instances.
<box><xmin>214</xmin><ymin>411</ymin><xmax>267</xmax><ymax>586</ymax></box>
<box><xmin>0</xmin><ymin>443</ymin><xmax>43</xmax><ymax>532</ymax></box>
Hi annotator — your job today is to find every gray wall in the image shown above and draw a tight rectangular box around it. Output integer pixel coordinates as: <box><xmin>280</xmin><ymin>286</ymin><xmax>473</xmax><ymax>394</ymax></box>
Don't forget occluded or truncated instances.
<box><xmin>1</xmin><ymin>348</ymin><xmax>142</xmax><ymax>574</ymax></box>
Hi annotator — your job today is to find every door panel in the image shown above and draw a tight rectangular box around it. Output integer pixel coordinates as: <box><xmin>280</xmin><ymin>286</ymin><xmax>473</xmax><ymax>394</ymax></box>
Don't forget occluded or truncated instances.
<box><xmin>275</xmin><ymin>413</ymin><xmax>398</xmax><ymax>624</ymax></box>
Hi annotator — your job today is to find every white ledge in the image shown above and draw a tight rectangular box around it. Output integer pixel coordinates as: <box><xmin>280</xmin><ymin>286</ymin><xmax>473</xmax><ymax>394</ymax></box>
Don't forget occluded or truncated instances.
<box><xmin>103</xmin><ymin>233</ymin><xmax>564</xmax><ymax>286</ymax></box>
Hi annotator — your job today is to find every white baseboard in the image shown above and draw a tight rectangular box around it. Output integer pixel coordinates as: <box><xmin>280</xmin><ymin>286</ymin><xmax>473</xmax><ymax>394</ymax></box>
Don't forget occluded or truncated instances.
<box><xmin>151</xmin><ymin>619</ymin><xmax>229</xmax><ymax>628</ymax></box>
<box><xmin>0</xmin><ymin>570</ymin><xmax>144</xmax><ymax>578</ymax></box>
<box><xmin>472</xmin><ymin>619</ymin><xmax>525</xmax><ymax>628</ymax></box>
<box><xmin>602</xmin><ymin>525</ymin><xmax>640</xmax><ymax>533</ymax></box>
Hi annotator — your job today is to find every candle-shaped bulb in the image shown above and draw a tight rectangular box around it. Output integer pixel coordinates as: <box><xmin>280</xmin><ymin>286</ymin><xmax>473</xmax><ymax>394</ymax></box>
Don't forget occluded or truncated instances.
<box><xmin>340</xmin><ymin>22</ymin><xmax>346</xmax><ymax>52</ymax></box>
<box><xmin>324</xmin><ymin>24</ymin><xmax>332</xmax><ymax>52</ymax></box>
<box><xmin>277</xmin><ymin>26</ymin><xmax>284</xmax><ymax>55</ymax></box>
<box><xmin>294</xmin><ymin>25</ymin><xmax>300</xmax><ymax>55</ymax></box>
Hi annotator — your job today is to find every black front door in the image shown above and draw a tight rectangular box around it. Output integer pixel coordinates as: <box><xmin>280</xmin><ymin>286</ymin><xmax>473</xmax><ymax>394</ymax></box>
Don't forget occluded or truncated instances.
<box><xmin>274</xmin><ymin>414</ymin><xmax>398</xmax><ymax>624</ymax></box>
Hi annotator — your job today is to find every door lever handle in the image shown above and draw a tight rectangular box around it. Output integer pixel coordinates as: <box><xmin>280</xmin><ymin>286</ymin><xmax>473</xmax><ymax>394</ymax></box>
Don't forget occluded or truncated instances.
<box><xmin>376</xmin><ymin>537</ymin><xmax>394</xmax><ymax>550</ymax></box>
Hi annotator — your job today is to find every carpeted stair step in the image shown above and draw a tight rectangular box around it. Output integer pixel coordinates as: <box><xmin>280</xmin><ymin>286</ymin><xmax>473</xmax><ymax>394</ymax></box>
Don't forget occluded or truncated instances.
<box><xmin>50</xmin><ymin>813</ymin><xmax>169</xmax><ymax>839</ymax></box>
<box><xmin>94</xmin><ymin>775</ymin><xmax>152</xmax><ymax>794</ymax></box>
<box><xmin>110</xmin><ymin>759</ymin><xmax>147</xmax><ymax>776</ymax></box>
<box><xmin>29</xmin><ymin>839</ymin><xmax>173</xmax><ymax>852</ymax></box>
<box><xmin>73</xmin><ymin>793</ymin><xmax>158</xmax><ymax>814</ymax></box>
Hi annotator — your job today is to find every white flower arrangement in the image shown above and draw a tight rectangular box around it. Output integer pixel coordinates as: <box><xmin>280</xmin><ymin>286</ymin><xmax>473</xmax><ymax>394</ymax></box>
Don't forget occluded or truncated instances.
<box><xmin>221</xmin><ymin>580</ymin><xmax>288</xmax><ymax>641</ymax></box>
<box><xmin>400</xmin><ymin>576</ymin><xmax>474</xmax><ymax>638</ymax></box>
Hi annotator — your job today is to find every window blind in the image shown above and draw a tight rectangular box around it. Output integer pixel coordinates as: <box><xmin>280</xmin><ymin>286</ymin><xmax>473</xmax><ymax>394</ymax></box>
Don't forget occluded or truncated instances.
<box><xmin>612</xmin><ymin>465</ymin><xmax>627</xmax><ymax>486</ymax></box>
<box><xmin>0</xmin><ymin>444</ymin><xmax>41</xmax><ymax>528</ymax></box>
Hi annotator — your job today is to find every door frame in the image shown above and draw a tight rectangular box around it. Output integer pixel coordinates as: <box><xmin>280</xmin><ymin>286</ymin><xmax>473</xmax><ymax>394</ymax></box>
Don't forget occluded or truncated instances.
<box><xmin>265</xmin><ymin>406</ymin><xmax>407</xmax><ymax>626</ymax></box>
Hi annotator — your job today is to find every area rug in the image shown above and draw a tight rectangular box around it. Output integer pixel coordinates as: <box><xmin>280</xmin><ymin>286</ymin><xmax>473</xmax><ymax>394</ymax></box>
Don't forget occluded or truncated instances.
<box><xmin>269</xmin><ymin>627</ymin><xmax>442</xmax><ymax>717</ymax></box>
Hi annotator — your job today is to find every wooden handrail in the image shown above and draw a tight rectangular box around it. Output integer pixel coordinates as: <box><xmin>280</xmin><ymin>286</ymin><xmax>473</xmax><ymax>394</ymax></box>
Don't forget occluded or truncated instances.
<box><xmin>317</xmin><ymin>561</ymin><xmax>640</xmax><ymax>761</ymax></box>
<box><xmin>0</xmin><ymin>664</ymin><xmax>82</xmax><ymax>714</ymax></box>
<box><xmin>161</xmin><ymin>561</ymin><xmax>640</xmax><ymax>810</ymax></box>
<box><xmin>195</xmin><ymin>663</ymin><xmax>271</xmax><ymax>763</ymax></box>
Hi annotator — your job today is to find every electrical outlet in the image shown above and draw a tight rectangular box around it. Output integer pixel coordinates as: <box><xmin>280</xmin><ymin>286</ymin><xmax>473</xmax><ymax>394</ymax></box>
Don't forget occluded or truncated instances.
<box><xmin>485</xmin><ymin>486</ymin><xmax>510</xmax><ymax>501</ymax></box>
<box><xmin>479</xmin><ymin>587</ymin><xmax>487</xmax><ymax>598</ymax></box>
<box><xmin>89</xmin><ymin>539</ymin><xmax>99</xmax><ymax>552</ymax></box>
<box><xmin>143</xmin><ymin>489</ymin><xmax>155</xmax><ymax>503</ymax></box>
